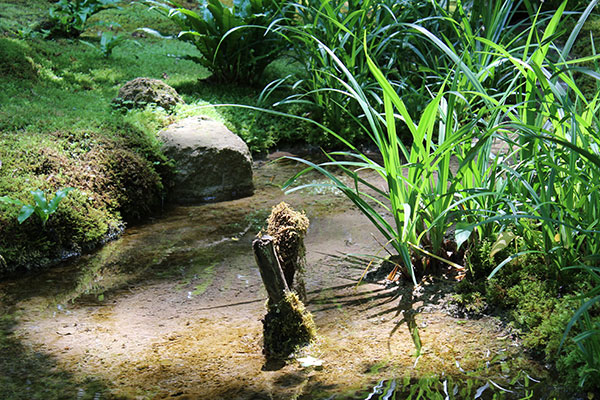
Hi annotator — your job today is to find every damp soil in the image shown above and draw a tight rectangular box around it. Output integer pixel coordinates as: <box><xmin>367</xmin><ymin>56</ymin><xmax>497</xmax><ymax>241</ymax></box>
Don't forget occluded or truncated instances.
<box><xmin>0</xmin><ymin>155</ymin><xmax>555</xmax><ymax>399</ymax></box>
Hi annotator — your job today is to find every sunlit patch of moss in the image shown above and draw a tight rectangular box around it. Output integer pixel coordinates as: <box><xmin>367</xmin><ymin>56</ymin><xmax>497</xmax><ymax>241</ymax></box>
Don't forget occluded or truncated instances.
<box><xmin>122</xmin><ymin>105</ymin><xmax>174</xmax><ymax>137</ymax></box>
<box><xmin>85</xmin><ymin>1</ymin><xmax>182</xmax><ymax>36</ymax></box>
<box><xmin>266</xmin><ymin>202</ymin><xmax>309</xmax><ymax>266</ymax></box>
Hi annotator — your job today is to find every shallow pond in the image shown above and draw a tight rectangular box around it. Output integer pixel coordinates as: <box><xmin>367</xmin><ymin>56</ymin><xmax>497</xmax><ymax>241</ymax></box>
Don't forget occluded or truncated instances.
<box><xmin>0</xmin><ymin>157</ymin><xmax>571</xmax><ymax>399</ymax></box>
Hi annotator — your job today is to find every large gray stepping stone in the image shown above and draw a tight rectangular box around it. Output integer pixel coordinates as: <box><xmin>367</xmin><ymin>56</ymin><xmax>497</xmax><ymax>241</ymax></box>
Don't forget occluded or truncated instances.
<box><xmin>159</xmin><ymin>116</ymin><xmax>254</xmax><ymax>204</ymax></box>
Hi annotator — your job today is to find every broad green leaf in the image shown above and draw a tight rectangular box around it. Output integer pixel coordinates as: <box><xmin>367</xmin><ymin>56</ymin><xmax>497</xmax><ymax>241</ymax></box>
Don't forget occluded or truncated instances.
<box><xmin>0</xmin><ymin>196</ymin><xmax>23</xmax><ymax>206</ymax></box>
<box><xmin>18</xmin><ymin>205</ymin><xmax>35</xmax><ymax>224</ymax></box>
<box><xmin>489</xmin><ymin>231</ymin><xmax>517</xmax><ymax>259</ymax></box>
<box><xmin>30</xmin><ymin>189</ymin><xmax>48</xmax><ymax>210</ymax></box>
<box><xmin>454</xmin><ymin>222</ymin><xmax>473</xmax><ymax>250</ymax></box>
<box><xmin>48</xmin><ymin>187</ymin><xmax>74</xmax><ymax>212</ymax></box>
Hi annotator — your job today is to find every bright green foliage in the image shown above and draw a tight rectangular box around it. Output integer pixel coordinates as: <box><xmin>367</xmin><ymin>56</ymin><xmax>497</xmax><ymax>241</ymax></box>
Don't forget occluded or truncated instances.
<box><xmin>81</xmin><ymin>31</ymin><xmax>141</xmax><ymax>57</ymax></box>
<box><xmin>272</xmin><ymin>0</ymin><xmax>435</xmax><ymax>145</ymax></box>
<box><xmin>145</xmin><ymin>0</ymin><xmax>287</xmax><ymax>85</ymax></box>
<box><xmin>282</xmin><ymin>42</ymin><xmax>474</xmax><ymax>284</ymax></box>
<box><xmin>420</xmin><ymin>0</ymin><xmax>600</xmax><ymax>387</ymax></box>
<box><xmin>48</xmin><ymin>0</ymin><xmax>121</xmax><ymax>37</ymax></box>
<box><xmin>0</xmin><ymin>188</ymin><xmax>73</xmax><ymax>227</ymax></box>
<box><xmin>279</xmin><ymin>0</ymin><xmax>600</xmax><ymax>386</ymax></box>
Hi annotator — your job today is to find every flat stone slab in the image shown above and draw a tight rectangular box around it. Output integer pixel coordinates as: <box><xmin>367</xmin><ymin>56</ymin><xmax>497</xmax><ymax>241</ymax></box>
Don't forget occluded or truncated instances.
<box><xmin>159</xmin><ymin>116</ymin><xmax>254</xmax><ymax>204</ymax></box>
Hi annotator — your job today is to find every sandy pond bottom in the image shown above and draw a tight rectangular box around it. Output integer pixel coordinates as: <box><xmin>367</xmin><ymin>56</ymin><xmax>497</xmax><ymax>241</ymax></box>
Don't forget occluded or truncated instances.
<box><xmin>1</xmin><ymin>158</ymin><xmax>558</xmax><ymax>399</ymax></box>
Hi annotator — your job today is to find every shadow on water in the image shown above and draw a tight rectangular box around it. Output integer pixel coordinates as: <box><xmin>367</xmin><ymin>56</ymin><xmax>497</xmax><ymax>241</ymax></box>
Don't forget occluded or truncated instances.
<box><xmin>0</xmin><ymin>311</ymin><xmax>113</xmax><ymax>400</ymax></box>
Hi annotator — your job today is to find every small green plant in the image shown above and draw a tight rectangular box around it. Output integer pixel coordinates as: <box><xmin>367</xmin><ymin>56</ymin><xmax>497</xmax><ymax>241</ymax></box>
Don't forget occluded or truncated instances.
<box><xmin>0</xmin><ymin>188</ymin><xmax>74</xmax><ymax>227</ymax></box>
<box><xmin>81</xmin><ymin>31</ymin><xmax>141</xmax><ymax>58</ymax></box>
<box><xmin>48</xmin><ymin>0</ymin><xmax>121</xmax><ymax>38</ymax></box>
<box><xmin>145</xmin><ymin>0</ymin><xmax>287</xmax><ymax>85</ymax></box>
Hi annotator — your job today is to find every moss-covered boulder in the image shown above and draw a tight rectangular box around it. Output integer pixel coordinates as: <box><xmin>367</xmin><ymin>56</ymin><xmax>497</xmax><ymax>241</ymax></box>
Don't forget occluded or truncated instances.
<box><xmin>112</xmin><ymin>77</ymin><xmax>183</xmax><ymax>111</ymax></box>
<box><xmin>0</xmin><ymin>133</ymin><xmax>166</xmax><ymax>277</ymax></box>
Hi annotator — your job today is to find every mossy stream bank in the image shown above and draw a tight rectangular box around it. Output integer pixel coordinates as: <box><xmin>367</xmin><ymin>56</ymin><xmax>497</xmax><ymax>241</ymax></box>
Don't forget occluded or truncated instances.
<box><xmin>0</xmin><ymin>159</ymin><xmax>573</xmax><ymax>399</ymax></box>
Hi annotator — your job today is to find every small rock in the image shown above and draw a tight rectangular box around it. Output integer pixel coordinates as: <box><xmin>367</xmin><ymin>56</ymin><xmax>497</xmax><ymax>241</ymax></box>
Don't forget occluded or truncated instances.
<box><xmin>297</xmin><ymin>355</ymin><xmax>324</xmax><ymax>369</ymax></box>
<box><xmin>112</xmin><ymin>77</ymin><xmax>183</xmax><ymax>111</ymax></box>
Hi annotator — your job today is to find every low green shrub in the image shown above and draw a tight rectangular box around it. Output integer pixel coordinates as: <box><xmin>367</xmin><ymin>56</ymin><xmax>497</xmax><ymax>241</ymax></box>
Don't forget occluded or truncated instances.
<box><xmin>47</xmin><ymin>0</ymin><xmax>121</xmax><ymax>38</ymax></box>
<box><xmin>145</xmin><ymin>0</ymin><xmax>288</xmax><ymax>85</ymax></box>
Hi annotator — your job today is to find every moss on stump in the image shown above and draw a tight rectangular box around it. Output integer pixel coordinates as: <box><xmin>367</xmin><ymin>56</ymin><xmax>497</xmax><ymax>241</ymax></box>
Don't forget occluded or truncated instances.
<box><xmin>263</xmin><ymin>290</ymin><xmax>316</xmax><ymax>360</ymax></box>
<box><xmin>265</xmin><ymin>202</ymin><xmax>309</xmax><ymax>300</ymax></box>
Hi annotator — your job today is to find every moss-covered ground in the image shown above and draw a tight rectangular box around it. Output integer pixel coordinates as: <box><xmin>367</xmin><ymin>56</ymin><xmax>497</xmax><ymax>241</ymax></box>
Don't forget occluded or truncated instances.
<box><xmin>0</xmin><ymin>0</ymin><xmax>314</xmax><ymax>275</ymax></box>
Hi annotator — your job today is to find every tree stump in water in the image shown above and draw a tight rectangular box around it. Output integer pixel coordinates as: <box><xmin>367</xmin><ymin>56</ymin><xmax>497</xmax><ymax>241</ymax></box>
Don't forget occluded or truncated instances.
<box><xmin>252</xmin><ymin>235</ymin><xmax>289</xmax><ymax>304</ymax></box>
<box><xmin>265</xmin><ymin>202</ymin><xmax>309</xmax><ymax>301</ymax></box>
<box><xmin>252</xmin><ymin>202</ymin><xmax>315</xmax><ymax>360</ymax></box>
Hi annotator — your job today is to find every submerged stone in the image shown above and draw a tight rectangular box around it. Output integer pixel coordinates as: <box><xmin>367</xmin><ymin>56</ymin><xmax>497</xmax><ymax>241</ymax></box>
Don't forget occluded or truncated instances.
<box><xmin>159</xmin><ymin>116</ymin><xmax>254</xmax><ymax>204</ymax></box>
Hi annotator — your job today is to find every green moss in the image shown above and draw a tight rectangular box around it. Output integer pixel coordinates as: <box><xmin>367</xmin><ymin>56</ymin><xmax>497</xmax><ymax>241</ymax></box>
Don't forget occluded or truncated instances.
<box><xmin>451</xmin><ymin>287</ymin><xmax>488</xmax><ymax>316</ymax></box>
<box><xmin>0</xmin><ymin>38</ymin><xmax>38</xmax><ymax>79</ymax></box>
<box><xmin>263</xmin><ymin>291</ymin><xmax>317</xmax><ymax>360</ymax></box>
<box><xmin>459</xmin><ymin>233</ymin><xmax>599</xmax><ymax>389</ymax></box>
<box><xmin>0</xmin><ymin>0</ymin><xmax>48</xmax><ymax>35</ymax></box>
<box><xmin>0</xmin><ymin>129</ymin><xmax>165</xmax><ymax>274</ymax></box>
